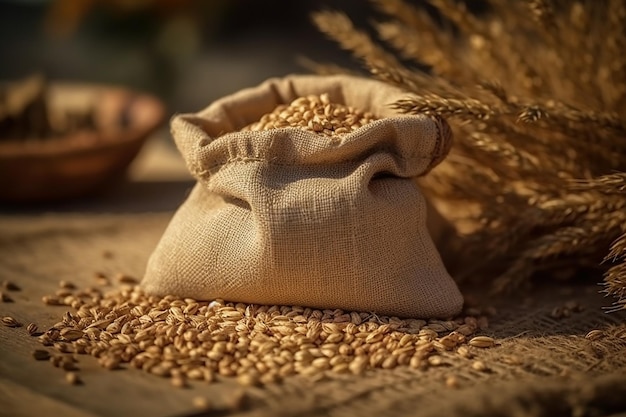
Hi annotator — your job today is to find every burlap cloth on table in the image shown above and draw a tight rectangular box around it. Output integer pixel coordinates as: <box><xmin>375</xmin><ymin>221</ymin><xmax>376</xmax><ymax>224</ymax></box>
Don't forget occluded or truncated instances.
<box><xmin>1</xmin><ymin>210</ymin><xmax>625</xmax><ymax>417</ymax></box>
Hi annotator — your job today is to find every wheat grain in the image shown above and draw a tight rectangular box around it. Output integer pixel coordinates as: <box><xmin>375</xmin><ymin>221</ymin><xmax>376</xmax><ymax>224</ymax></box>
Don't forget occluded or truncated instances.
<box><xmin>471</xmin><ymin>360</ymin><xmax>488</xmax><ymax>372</ymax></box>
<box><xmin>59</xmin><ymin>280</ymin><xmax>76</xmax><ymax>290</ymax></box>
<box><xmin>32</xmin><ymin>349</ymin><xmax>50</xmax><ymax>361</ymax></box>
<box><xmin>116</xmin><ymin>273</ymin><xmax>138</xmax><ymax>284</ymax></box>
<box><xmin>26</xmin><ymin>323</ymin><xmax>38</xmax><ymax>335</ymax></box>
<box><xmin>2</xmin><ymin>316</ymin><xmax>21</xmax><ymax>327</ymax></box>
<box><xmin>2</xmin><ymin>280</ymin><xmax>20</xmax><ymax>291</ymax></box>
<box><xmin>192</xmin><ymin>396</ymin><xmax>212</xmax><ymax>410</ymax></box>
<box><xmin>34</xmin><ymin>283</ymin><xmax>495</xmax><ymax>387</ymax></box>
<box><xmin>468</xmin><ymin>336</ymin><xmax>495</xmax><ymax>348</ymax></box>
<box><xmin>65</xmin><ymin>372</ymin><xmax>80</xmax><ymax>385</ymax></box>
<box><xmin>242</xmin><ymin>94</ymin><xmax>376</xmax><ymax>137</ymax></box>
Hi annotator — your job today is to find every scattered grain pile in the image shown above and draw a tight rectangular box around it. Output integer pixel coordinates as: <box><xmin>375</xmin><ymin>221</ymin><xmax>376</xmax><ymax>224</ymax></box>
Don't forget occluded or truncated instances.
<box><xmin>31</xmin><ymin>279</ymin><xmax>495</xmax><ymax>387</ymax></box>
<box><xmin>242</xmin><ymin>93</ymin><xmax>377</xmax><ymax>137</ymax></box>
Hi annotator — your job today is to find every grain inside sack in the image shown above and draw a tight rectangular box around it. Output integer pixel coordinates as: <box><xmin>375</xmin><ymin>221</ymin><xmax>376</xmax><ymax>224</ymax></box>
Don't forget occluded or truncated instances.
<box><xmin>241</xmin><ymin>92</ymin><xmax>377</xmax><ymax>136</ymax></box>
<box><xmin>142</xmin><ymin>74</ymin><xmax>462</xmax><ymax>319</ymax></box>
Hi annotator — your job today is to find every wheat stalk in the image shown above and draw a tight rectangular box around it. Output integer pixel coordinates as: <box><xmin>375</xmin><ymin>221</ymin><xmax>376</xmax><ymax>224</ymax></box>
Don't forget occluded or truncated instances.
<box><xmin>311</xmin><ymin>0</ymin><xmax>626</xmax><ymax>311</ymax></box>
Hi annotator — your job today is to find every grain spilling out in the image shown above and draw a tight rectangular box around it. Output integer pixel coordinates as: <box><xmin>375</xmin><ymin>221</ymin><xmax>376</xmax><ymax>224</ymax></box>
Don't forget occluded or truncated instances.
<box><xmin>241</xmin><ymin>93</ymin><xmax>377</xmax><ymax>137</ymax></box>
<box><xmin>29</xmin><ymin>281</ymin><xmax>498</xmax><ymax>387</ymax></box>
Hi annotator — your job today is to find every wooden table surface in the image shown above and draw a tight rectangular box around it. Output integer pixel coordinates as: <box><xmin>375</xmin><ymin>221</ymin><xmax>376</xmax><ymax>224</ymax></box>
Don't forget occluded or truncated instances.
<box><xmin>0</xmin><ymin>134</ymin><xmax>251</xmax><ymax>417</ymax></box>
<box><xmin>2</xmin><ymin>133</ymin><xmax>626</xmax><ymax>417</ymax></box>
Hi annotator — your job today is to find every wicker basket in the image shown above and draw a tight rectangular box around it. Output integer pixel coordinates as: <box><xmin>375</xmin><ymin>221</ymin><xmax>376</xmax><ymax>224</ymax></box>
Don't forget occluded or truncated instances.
<box><xmin>0</xmin><ymin>82</ymin><xmax>165</xmax><ymax>203</ymax></box>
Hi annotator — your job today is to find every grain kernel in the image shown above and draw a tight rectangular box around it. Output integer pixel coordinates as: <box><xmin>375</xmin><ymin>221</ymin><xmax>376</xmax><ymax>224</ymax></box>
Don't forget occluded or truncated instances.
<box><xmin>116</xmin><ymin>273</ymin><xmax>138</xmax><ymax>284</ymax></box>
<box><xmin>365</xmin><ymin>332</ymin><xmax>383</xmax><ymax>344</ymax></box>
<box><xmin>437</xmin><ymin>335</ymin><xmax>458</xmax><ymax>350</ymax></box>
<box><xmin>468</xmin><ymin>336</ymin><xmax>495</xmax><ymax>348</ymax></box>
<box><xmin>192</xmin><ymin>396</ymin><xmax>211</xmax><ymax>410</ymax></box>
<box><xmin>61</xmin><ymin>359</ymin><xmax>78</xmax><ymax>371</ymax></box>
<box><xmin>237</xmin><ymin>372</ymin><xmax>260</xmax><ymax>386</ymax></box>
<box><xmin>65</xmin><ymin>372</ymin><xmax>81</xmax><ymax>385</ymax></box>
<box><xmin>2</xmin><ymin>280</ymin><xmax>20</xmax><ymax>291</ymax></box>
<box><xmin>456</xmin><ymin>324</ymin><xmax>476</xmax><ymax>336</ymax></box>
<box><xmin>60</xmin><ymin>328</ymin><xmax>84</xmax><ymax>341</ymax></box>
<box><xmin>59</xmin><ymin>280</ymin><xmax>76</xmax><ymax>290</ymax></box>
<box><xmin>27</xmin><ymin>323</ymin><xmax>39</xmax><ymax>336</ymax></box>
<box><xmin>42</xmin><ymin>295</ymin><xmax>61</xmax><ymax>306</ymax></box>
<box><xmin>409</xmin><ymin>356</ymin><xmax>423</xmax><ymax>369</ymax></box>
<box><xmin>32</xmin><ymin>349</ymin><xmax>51</xmax><ymax>361</ymax></box>
<box><xmin>2</xmin><ymin>316</ymin><xmax>21</xmax><ymax>327</ymax></box>
<box><xmin>424</xmin><ymin>323</ymin><xmax>447</xmax><ymax>333</ymax></box>
<box><xmin>381</xmin><ymin>355</ymin><xmax>398</xmax><ymax>369</ymax></box>
<box><xmin>456</xmin><ymin>345</ymin><xmax>473</xmax><ymax>359</ymax></box>
<box><xmin>585</xmin><ymin>329</ymin><xmax>603</xmax><ymax>340</ymax></box>
<box><xmin>171</xmin><ymin>375</ymin><xmax>187</xmax><ymax>388</ymax></box>
<box><xmin>445</xmin><ymin>376</ymin><xmax>459</xmax><ymax>388</ymax></box>
<box><xmin>99</xmin><ymin>356</ymin><xmax>121</xmax><ymax>370</ymax></box>
<box><xmin>472</xmin><ymin>360</ymin><xmax>488</xmax><ymax>372</ymax></box>
<box><xmin>312</xmin><ymin>357</ymin><xmax>330</xmax><ymax>370</ymax></box>
<box><xmin>348</xmin><ymin>357</ymin><xmax>368</xmax><ymax>375</ymax></box>
<box><xmin>428</xmin><ymin>356</ymin><xmax>443</xmax><ymax>366</ymax></box>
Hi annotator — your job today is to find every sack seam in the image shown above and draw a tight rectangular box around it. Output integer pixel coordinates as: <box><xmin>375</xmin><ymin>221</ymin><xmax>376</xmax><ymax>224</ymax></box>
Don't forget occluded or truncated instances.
<box><xmin>194</xmin><ymin>153</ymin><xmax>441</xmax><ymax>179</ymax></box>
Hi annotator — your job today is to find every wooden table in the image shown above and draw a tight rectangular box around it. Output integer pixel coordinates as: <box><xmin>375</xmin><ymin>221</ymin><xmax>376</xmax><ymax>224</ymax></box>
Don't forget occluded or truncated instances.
<box><xmin>0</xmin><ymin>134</ymin><xmax>237</xmax><ymax>417</ymax></box>
<box><xmin>2</xmin><ymin>133</ymin><xmax>626</xmax><ymax>417</ymax></box>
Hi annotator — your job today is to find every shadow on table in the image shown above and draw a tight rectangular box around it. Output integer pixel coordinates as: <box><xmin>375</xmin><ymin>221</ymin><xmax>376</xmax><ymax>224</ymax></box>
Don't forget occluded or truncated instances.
<box><xmin>0</xmin><ymin>178</ymin><xmax>196</xmax><ymax>214</ymax></box>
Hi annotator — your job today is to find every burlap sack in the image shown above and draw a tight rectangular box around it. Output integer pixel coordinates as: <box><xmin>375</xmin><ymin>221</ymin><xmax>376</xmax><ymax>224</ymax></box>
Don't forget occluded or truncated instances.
<box><xmin>142</xmin><ymin>74</ymin><xmax>463</xmax><ymax>318</ymax></box>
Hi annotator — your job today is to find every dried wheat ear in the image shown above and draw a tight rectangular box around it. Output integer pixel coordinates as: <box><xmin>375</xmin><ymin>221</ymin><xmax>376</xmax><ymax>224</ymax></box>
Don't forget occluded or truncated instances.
<box><xmin>311</xmin><ymin>1</ymin><xmax>626</xmax><ymax>311</ymax></box>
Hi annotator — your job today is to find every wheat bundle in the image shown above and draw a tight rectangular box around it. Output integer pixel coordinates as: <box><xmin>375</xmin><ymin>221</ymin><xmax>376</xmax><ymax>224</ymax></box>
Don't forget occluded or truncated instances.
<box><xmin>310</xmin><ymin>0</ymin><xmax>626</xmax><ymax>312</ymax></box>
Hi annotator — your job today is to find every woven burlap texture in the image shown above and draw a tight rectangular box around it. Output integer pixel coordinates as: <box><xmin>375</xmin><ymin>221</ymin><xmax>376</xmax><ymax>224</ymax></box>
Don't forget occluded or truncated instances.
<box><xmin>2</xmin><ymin>212</ymin><xmax>624</xmax><ymax>417</ymax></box>
<box><xmin>142</xmin><ymin>74</ymin><xmax>463</xmax><ymax>318</ymax></box>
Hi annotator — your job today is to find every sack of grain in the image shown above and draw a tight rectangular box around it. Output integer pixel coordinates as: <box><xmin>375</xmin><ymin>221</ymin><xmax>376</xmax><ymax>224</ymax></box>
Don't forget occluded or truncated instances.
<box><xmin>142</xmin><ymin>74</ymin><xmax>463</xmax><ymax>318</ymax></box>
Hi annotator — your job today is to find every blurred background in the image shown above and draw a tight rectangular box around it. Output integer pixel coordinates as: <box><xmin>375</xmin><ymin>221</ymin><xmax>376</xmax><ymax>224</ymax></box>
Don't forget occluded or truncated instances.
<box><xmin>0</xmin><ymin>0</ymin><xmax>370</xmax><ymax>114</ymax></box>
<box><xmin>0</xmin><ymin>0</ymin><xmax>376</xmax><ymax>209</ymax></box>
